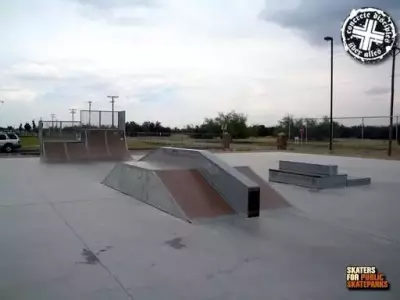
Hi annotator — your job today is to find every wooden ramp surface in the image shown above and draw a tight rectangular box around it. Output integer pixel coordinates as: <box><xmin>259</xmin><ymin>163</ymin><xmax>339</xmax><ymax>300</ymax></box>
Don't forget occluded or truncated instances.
<box><xmin>86</xmin><ymin>130</ymin><xmax>109</xmax><ymax>160</ymax></box>
<box><xmin>157</xmin><ymin>169</ymin><xmax>234</xmax><ymax>219</ymax></box>
<box><xmin>65</xmin><ymin>142</ymin><xmax>88</xmax><ymax>161</ymax></box>
<box><xmin>43</xmin><ymin>142</ymin><xmax>67</xmax><ymax>162</ymax></box>
<box><xmin>106</xmin><ymin>130</ymin><xmax>129</xmax><ymax>159</ymax></box>
<box><xmin>235</xmin><ymin>166</ymin><xmax>291</xmax><ymax>210</ymax></box>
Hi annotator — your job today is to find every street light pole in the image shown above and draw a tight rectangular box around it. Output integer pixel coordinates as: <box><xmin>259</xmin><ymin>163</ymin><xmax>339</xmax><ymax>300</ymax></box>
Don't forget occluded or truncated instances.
<box><xmin>324</xmin><ymin>36</ymin><xmax>334</xmax><ymax>152</ymax></box>
<box><xmin>388</xmin><ymin>45</ymin><xmax>400</xmax><ymax>156</ymax></box>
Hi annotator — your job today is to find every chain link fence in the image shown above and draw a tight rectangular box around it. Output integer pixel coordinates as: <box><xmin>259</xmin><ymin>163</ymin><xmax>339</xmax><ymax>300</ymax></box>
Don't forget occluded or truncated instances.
<box><xmin>283</xmin><ymin>116</ymin><xmax>400</xmax><ymax>155</ymax></box>
<box><xmin>39</xmin><ymin>120</ymin><xmax>82</xmax><ymax>141</ymax></box>
<box><xmin>80</xmin><ymin>110</ymin><xmax>121</xmax><ymax>129</ymax></box>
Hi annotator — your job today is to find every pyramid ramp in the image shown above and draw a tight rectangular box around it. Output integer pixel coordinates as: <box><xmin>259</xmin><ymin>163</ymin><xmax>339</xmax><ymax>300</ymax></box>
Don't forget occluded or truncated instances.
<box><xmin>102</xmin><ymin>161</ymin><xmax>234</xmax><ymax>222</ymax></box>
<box><xmin>102</xmin><ymin>161</ymin><xmax>190</xmax><ymax>221</ymax></box>
<box><xmin>157</xmin><ymin>169</ymin><xmax>234</xmax><ymax>219</ymax></box>
<box><xmin>234</xmin><ymin>166</ymin><xmax>291</xmax><ymax>210</ymax></box>
<box><xmin>139</xmin><ymin>147</ymin><xmax>260</xmax><ymax>218</ymax></box>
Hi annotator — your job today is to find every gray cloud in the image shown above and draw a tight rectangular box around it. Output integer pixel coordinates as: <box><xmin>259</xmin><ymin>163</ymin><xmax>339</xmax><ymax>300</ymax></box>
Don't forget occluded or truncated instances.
<box><xmin>262</xmin><ymin>0</ymin><xmax>400</xmax><ymax>45</ymax></box>
<box><xmin>365</xmin><ymin>86</ymin><xmax>390</xmax><ymax>96</ymax></box>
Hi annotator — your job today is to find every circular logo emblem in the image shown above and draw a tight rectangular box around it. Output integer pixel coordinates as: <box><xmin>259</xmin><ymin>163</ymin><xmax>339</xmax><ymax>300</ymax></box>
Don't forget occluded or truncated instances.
<box><xmin>341</xmin><ymin>7</ymin><xmax>397</xmax><ymax>63</ymax></box>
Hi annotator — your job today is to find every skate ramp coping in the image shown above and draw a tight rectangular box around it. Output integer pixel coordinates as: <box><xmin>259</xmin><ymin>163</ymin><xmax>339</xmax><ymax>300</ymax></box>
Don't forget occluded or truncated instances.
<box><xmin>139</xmin><ymin>147</ymin><xmax>260</xmax><ymax>218</ymax></box>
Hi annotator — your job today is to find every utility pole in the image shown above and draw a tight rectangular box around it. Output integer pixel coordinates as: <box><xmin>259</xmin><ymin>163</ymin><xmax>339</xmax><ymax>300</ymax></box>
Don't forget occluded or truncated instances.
<box><xmin>50</xmin><ymin>114</ymin><xmax>56</xmax><ymax>128</ymax></box>
<box><xmin>69</xmin><ymin>108</ymin><xmax>77</xmax><ymax>123</ymax></box>
<box><xmin>388</xmin><ymin>45</ymin><xmax>400</xmax><ymax>156</ymax></box>
<box><xmin>88</xmin><ymin>101</ymin><xmax>93</xmax><ymax>126</ymax></box>
<box><xmin>107</xmin><ymin>95</ymin><xmax>119</xmax><ymax>128</ymax></box>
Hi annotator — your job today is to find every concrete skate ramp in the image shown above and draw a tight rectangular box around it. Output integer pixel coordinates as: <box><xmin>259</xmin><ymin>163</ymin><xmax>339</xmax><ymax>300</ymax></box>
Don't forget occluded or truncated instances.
<box><xmin>42</xmin><ymin>141</ymin><xmax>67</xmax><ymax>162</ymax></box>
<box><xmin>139</xmin><ymin>147</ymin><xmax>260</xmax><ymax>218</ymax></box>
<box><xmin>235</xmin><ymin>166</ymin><xmax>291</xmax><ymax>210</ymax></box>
<box><xmin>102</xmin><ymin>161</ymin><xmax>234</xmax><ymax>221</ymax></box>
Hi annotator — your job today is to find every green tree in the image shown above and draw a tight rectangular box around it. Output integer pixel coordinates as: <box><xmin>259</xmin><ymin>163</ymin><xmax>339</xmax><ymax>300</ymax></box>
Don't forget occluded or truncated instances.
<box><xmin>214</xmin><ymin>111</ymin><xmax>249</xmax><ymax>139</ymax></box>
<box><xmin>200</xmin><ymin>118</ymin><xmax>221</xmax><ymax>137</ymax></box>
<box><xmin>275</xmin><ymin>114</ymin><xmax>294</xmax><ymax>135</ymax></box>
<box><xmin>24</xmin><ymin>122</ymin><xmax>32</xmax><ymax>132</ymax></box>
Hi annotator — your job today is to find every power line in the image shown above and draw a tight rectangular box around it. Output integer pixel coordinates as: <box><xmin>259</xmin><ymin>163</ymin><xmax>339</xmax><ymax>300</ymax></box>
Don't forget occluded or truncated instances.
<box><xmin>107</xmin><ymin>95</ymin><xmax>119</xmax><ymax>128</ymax></box>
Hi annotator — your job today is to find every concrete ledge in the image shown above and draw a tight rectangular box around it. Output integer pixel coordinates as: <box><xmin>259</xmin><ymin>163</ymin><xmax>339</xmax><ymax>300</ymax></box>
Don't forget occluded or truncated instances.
<box><xmin>269</xmin><ymin>169</ymin><xmax>347</xmax><ymax>190</ymax></box>
<box><xmin>269</xmin><ymin>169</ymin><xmax>318</xmax><ymax>189</ymax></box>
<box><xmin>346</xmin><ymin>177</ymin><xmax>371</xmax><ymax>187</ymax></box>
<box><xmin>318</xmin><ymin>174</ymin><xmax>348</xmax><ymax>189</ymax></box>
<box><xmin>279</xmin><ymin>161</ymin><xmax>338</xmax><ymax>176</ymax></box>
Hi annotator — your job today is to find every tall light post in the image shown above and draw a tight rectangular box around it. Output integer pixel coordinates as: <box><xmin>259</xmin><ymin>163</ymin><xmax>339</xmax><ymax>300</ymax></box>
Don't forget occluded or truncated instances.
<box><xmin>324</xmin><ymin>36</ymin><xmax>334</xmax><ymax>151</ymax></box>
<box><xmin>388</xmin><ymin>45</ymin><xmax>400</xmax><ymax>156</ymax></box>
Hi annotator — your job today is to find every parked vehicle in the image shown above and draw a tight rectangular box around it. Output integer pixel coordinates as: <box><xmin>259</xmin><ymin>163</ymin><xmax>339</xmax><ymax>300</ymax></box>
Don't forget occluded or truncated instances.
<box><xmin>0</xmin><ymin>132</ymin><xmax>21</xmax><ymax>153</ymax></box>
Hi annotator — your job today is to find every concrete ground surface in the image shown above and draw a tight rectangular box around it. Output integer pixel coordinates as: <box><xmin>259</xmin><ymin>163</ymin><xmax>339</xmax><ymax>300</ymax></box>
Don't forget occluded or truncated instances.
<box><xmin>0</xmin><ymin>152</ymin><xmax>399</xmax><ymax>300</ymax></box>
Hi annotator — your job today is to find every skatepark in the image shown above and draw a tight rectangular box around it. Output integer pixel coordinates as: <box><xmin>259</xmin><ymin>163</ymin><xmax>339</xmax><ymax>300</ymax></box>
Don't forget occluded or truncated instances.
<box><xmin>1</xmin><ymin>110</ymin><xmax>399</xmax><ymax>300</ymax></box>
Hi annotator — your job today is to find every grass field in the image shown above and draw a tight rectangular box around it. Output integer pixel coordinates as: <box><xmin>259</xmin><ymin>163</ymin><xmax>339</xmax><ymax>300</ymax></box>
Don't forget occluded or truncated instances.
<box><xmin>19</xmin><ymin>135</ymin><xmax>400</xmax><ymax>160</ymax></box>
<box><xmin>126</xmin><ymin>135</ymin><xmax>400</xmax><ymax>160</ymax></box>
<box><xmin>19</xmin><ymin>136</ymin><xmax>40</xmax><ymax>150</ymax></box>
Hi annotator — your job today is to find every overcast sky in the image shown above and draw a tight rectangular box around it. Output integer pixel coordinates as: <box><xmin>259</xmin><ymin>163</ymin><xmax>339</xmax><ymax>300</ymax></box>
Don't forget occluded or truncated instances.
<box><xmin>0</xmin><ymin>0</ymin><xmax>400</xmax><ymax>127</ymax></box>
